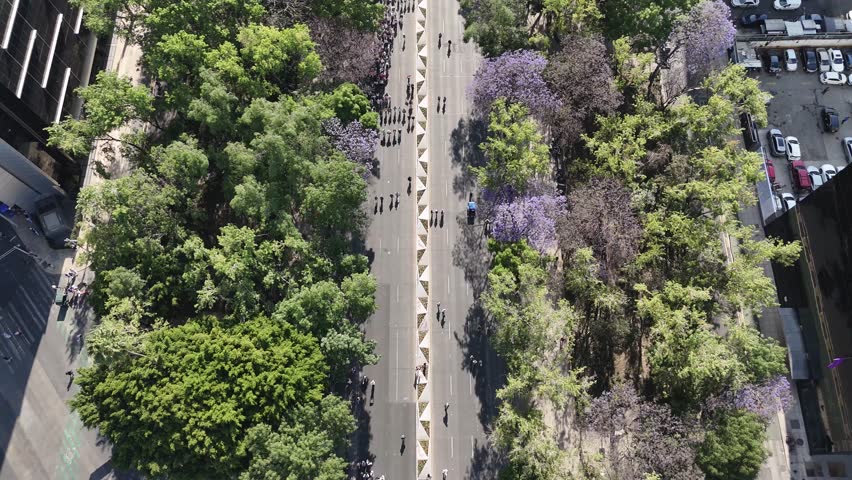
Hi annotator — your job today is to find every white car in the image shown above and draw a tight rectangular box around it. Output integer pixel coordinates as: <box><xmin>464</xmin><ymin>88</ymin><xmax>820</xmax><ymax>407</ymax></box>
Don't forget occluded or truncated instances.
<box><xmin>817</xmin><ymin>48</ymin><xmax>831</xmax><ymax>72</ymax></box>
<box><xmin>785</xmin><ymin>136</ymin><xmax>801</xmax><ymax>160</ymax></box>
<box><xmin>774</xmin><ymin>0</ymin><xmax>800</xmax><ymax>9</ymax></box>
<box><xmin>807</xmin><ymin>166</ymin><xmax>824</xmax><ymax>188</ymax></box>
<box><xmin>780</xmin><ymin>192</ymin><xmax>797</xmax><ymax>211</ymax></box>
<box><xmin>784</xmin><ymin>49</ymin><xmax>798</xmax><ymax>72</ymax></box>
<box><xmin>821</xmin><ymin>164</ymin><xmax>837</xmax><ymax>183</ymax></box>
<box><xmin>843</xmin><ymin>137</ymin><xmax>852</xmax><ymax>164</ymax></box>
<box><xmin>820</xmin><ymin>71</ymin><xmax>847</xmax><ymax>85</ymax></box>
<box><xmin>829</xmin><ymin>49</ymin><xmax>845</xmax><ymax>73</ymax></box>
<box><xmin>732</xmin><ymin>0</ymin><xmax>759</xmax><ymax>6</ymax></box>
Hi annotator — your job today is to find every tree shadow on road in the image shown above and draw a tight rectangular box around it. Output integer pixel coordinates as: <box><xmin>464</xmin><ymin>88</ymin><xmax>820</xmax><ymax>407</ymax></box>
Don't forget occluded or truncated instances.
<box><xmin>466</xmin><ymin>438</ymin><xmax>506</xmax><ymax>480</ymax></box>
<box><xmin>448</xmin><ymin>117</ymin><xmax>487</xmax><ymax>199</ymax></box>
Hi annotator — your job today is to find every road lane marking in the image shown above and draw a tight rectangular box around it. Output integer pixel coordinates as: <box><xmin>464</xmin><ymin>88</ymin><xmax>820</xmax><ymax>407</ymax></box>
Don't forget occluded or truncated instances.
<box><xmin>395</xmin><ymin>330</ymin><xmax>399</xmax><ymax>400</ymax></box>
<box><xmin>451</xmin><ymin>436</ymin><xmax>454</xmax><ymax>458</ymax></box>
<box><xmin>471</xmin><ymin>437</ymin><xmax>475</xmax><ymax>459</ymax></box>
<box><xmin>396</xmin><ymin>283</ymin><xmax>399</xmax><ymax>303</ymax></box>
<box><xmin>447</xmin><ymin>275</ymin><xmax>450</xmax><ymax>294</ymax></box>
<box><xmin>450</xmin><ymin>375</ymin><xmax>453</xmax><ymax>396</ymax></box>
<box><xmin>469</xmin><ymin>374</ymin><xmax>472</xmax><ymax>395</ymax></box>
<box><xmin>397</xmin><ymin>235</ymin><xmax>400</xmax><ymax>252</ymax></box>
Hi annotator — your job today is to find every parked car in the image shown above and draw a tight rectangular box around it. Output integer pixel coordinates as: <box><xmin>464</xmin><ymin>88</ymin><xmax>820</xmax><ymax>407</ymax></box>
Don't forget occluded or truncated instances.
<box><xmin>817</xmin><ymin>48</ymin><xmax>831</xmax><ymax>72</ymax></box>
<box><xmin>808</xmin><ymin>166</ymin><xmax>825</xmax><ymax>189</ymax></box>
<box><xmin>843</xmin><ymin>137</ymin><xmax>852</xmax><ymax>163</ymax></box>
<box><xmin>822</xmin><ymin>108</ymin><xmax>840</xmax><ymax>133</ymax></box>
<box><xmin>767</xmin><ymin>51</ymin><xmax>782</xmax><ymax>73</ymax></box>
<box><xmin>820</xmin><ymin>71</ymin><xmax>847</xmax><ymax>85</ymax></box>
<box><xmin>780</xmin><ymin>192</ymin><xmax>797</xmax><ymax>211</ymax></box>
<box><xmin>821</xmin><ymin>164</ymin><xmax>838</xmax><ymax>183</ymax></box>
<box><xmin>785</xmin><ymin>136</ymin><xmax>801</xmax><ymax>160</ymax></box>
<box><xmin>767</xmin><ymin>129</ymin><xmax>787</xmax><ymax>156</ymax></box>
<box><xmin>741</xmin><ymin>13</ymin><xmax>768</xmax><ymax>25</ymax></box>
<box><xmin>784</xmin><ymin>49</ymin><xmax>798</xmax><ymax>71</ymax></box>
<box><xmin>765</xmin><ymin>158</ymin><xmax>776</xmax><ymax>183</ymax></box>
<box><xmin>774</xmin><ymin>0</ymin><xmax>800</xmax><ymax>9</ymax></box>
<box><xmin>790</xmin><ymin>160</ymin><xmax>813</xmax><ymax>191</ymax></box>
<box><xmin>803</xmin><ymin>49</ymin><xmax>818</xmax><ymax>73</ymax></box>
<box><xmin>741</xmin><ymin>113</ymin><xmax>760</xmax><ymax>149</ymax></box>
<box><xmin>829</xmin><ymin>49</ymin><xmax>845</xmax><ymax>73</ymax></box>
<box><xmin>732</xmin><ymin>0</ymin><xmax>759</xmax><ymax>6</ymax></box>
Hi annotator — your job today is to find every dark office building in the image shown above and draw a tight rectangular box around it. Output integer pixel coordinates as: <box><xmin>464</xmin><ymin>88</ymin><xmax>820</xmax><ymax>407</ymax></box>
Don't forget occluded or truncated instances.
<box><xmin>766</xmin><ymin>166</ymin><xmax>852</xmax><ymax>470</ymax></box>
<box><xmin>0</xmin><ymin>0</ymin><xmax>107</xmax><ymax>230</ymax></box>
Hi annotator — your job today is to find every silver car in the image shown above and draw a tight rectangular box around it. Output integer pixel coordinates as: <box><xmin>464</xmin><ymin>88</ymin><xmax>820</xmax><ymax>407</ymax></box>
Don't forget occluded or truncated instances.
<box><xmin>817</xmin><ymin>48</ymin><xmax>831</xmax><ymax>72</ymax></box>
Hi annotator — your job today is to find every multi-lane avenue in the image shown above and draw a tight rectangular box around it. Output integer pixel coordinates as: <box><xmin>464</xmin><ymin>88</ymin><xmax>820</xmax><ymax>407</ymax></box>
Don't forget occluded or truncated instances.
<box><xmin>359</xmin><ymin>0</ymin><xmax>501</xmax><ymax>478</ymax></box>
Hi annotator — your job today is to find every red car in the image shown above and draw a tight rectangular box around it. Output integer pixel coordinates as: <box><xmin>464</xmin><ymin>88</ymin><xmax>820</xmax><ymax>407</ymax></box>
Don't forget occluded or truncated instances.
<box><xmin>765</xmin><ymin>159</ymin><xmax>776</xmax><ymax>184</ymax></box>
<box><xmin>790</xmin><ymin>160</ymin><xmax>812</xmax><ymax>191</ymax></box>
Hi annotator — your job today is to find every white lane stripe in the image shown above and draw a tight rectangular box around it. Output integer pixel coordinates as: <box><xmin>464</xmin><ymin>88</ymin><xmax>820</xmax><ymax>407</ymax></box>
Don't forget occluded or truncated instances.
<box><xmin>395</xmin><ymin>329</ymin><xmax>399</xmax><ymax>400</ymax></box>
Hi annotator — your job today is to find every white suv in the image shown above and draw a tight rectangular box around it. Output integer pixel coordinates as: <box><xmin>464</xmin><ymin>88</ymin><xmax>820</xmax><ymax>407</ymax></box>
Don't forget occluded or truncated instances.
<box><xmin>829</xmin><ymin>49</ymin><xmax>845</xmax><ymax>73</ymax></box>
<box><xmin>817</xmin><ymin>48</ymin><xmax>831</xmax><ymax>72</ymax></box>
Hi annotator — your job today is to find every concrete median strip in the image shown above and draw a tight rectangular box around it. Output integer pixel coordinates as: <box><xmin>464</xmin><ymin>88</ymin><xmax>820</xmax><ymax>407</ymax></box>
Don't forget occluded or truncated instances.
<box><xmin>414</xmin><ymin>0</ymin><xmax>432</xmax><ymax>477</ymax></box>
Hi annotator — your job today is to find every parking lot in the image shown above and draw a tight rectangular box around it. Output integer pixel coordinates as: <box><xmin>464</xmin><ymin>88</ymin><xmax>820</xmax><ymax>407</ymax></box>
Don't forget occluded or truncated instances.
<box><xmin>732</xmin><ymin>0</ymin><xmax>852</xmax><ymax>25</ymax></box>
<box><xmin>750</xmin><ymin>64</ymin><xmax>852</xmax><ymax>205</ymax></box>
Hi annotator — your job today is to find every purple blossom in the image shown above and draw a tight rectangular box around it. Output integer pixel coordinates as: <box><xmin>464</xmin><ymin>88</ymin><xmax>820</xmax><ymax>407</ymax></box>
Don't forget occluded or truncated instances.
<box><xmin>706</xmin><ymin>376</ymin><xmax>792</xmax><ymax>423</ymax></box>
<box><xmin>323</xmin><ymin>118</ymin><xmax>379</xmax><ymax>175</ymax></box>
<box><xmin>491</xmin><ymin>193</ymin><xmax>566</xmax><ymax>253</ymax></box>
<box><xmin>468</xmin><ymin>50</ymin><xmax>562</xmax><ymax>119</ymax></box>
<box><xmin>675</xmin><ymin>0</ymin><xmax>736</xmax><ymax>76</ymax></box>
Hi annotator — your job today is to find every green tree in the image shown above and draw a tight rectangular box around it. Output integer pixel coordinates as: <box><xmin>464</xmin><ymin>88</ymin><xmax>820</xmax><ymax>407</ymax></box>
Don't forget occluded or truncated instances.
<box><xmin>153</xmin><ymin>136</ymin><xmax>209</xmax><ymax>193</ymax></box>
<box><xmin>303</xmin><ymin>157</ymin><xmax>368</xmax><ymax>236</ymax></box>
<box><xmin>493</xmin><ymin>404</ymin><xmax>565</xmax><ymax>480</ymax></box>
<box><xmin>322</xmin><ymin>83</ymin><xmax>378</xmax><ymax>129</ymax></box>
<box><xmin>582</xmin><ymin>99</ymin><xmax>670</xmax><ymax>183</ymax></box>
<box><xmin>640</xmin><ymin>283</ymin><xmax>746</xmax><ymax>405</ymax></box>
<box><xmin>696</xmin><ymin>411</ymin><xmax>768</xmax><ymax>480</ymax></box>
<box><xmin>475</xmin><ymin>99</ymin><xmax>550</xmax><ymax>193</ymax></box>
<box><xmin>600</xmin><ymin>0</ymin><xmax>700</xmax><ymax>46</ymax></box>
<box><xmin>341</xmin><ymin>272</ymin><xmax>378</xmax><ymax>321</ymax></box>
<box><xmin>459</xmin><ymin>0</ymin><xmax>529</xmax><ymax>57</ymax></box>
<box><xmin>237</xmin><ymin>23</ymin><xmax>323</xmax><ymax>91</ymax></box>
<box><xmin>239</xmin><ymin>394</ymin><xmax>356</xmax><ymax>480</ymax></box>
<box><xmin>71</xmin><ymin>316</ymin><xmax>327</xmax><ymax>479</ymax></box>
<box><xmin>309</xmin><ymin>0</ymin><xmax>384</xmax><ymax>31</ymax></box>
<box><xmin>46</xmin><ymin>71</ymin><xmax>153</xmax><ymax>156</ymax></box>
<box><xmin>727</xmin><ymin>324</ymin><xmax>787</xmax><ymax>383</ymax></box>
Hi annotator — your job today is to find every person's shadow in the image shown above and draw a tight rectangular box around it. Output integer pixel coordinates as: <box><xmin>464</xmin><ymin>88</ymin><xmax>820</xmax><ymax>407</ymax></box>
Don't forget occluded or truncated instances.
<box><xmin>443</xmin><ymin>411</ymin><xmax>448</xmax><ymax>426</ymax></box>
<box><xmin>400</xmin><ymin>439</ymin><xmax>406</xmax><ymax>455</ymax></box>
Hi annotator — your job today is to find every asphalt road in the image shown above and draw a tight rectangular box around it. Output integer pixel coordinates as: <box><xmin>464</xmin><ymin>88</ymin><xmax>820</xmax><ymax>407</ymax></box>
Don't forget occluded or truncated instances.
<box><xmin>357</xmin><ymin>5</ymin><xmax>420</xmax><ymax>480</ymax></box>
<box><xmin>358</xmin><ymin>0</ymin><xmax>503</xmax><ymax>478</ymax></box>
<box><xmin>426</xmin><ymin>0</ymin><xmax>503</xmax><ymax>479</ymax></box>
